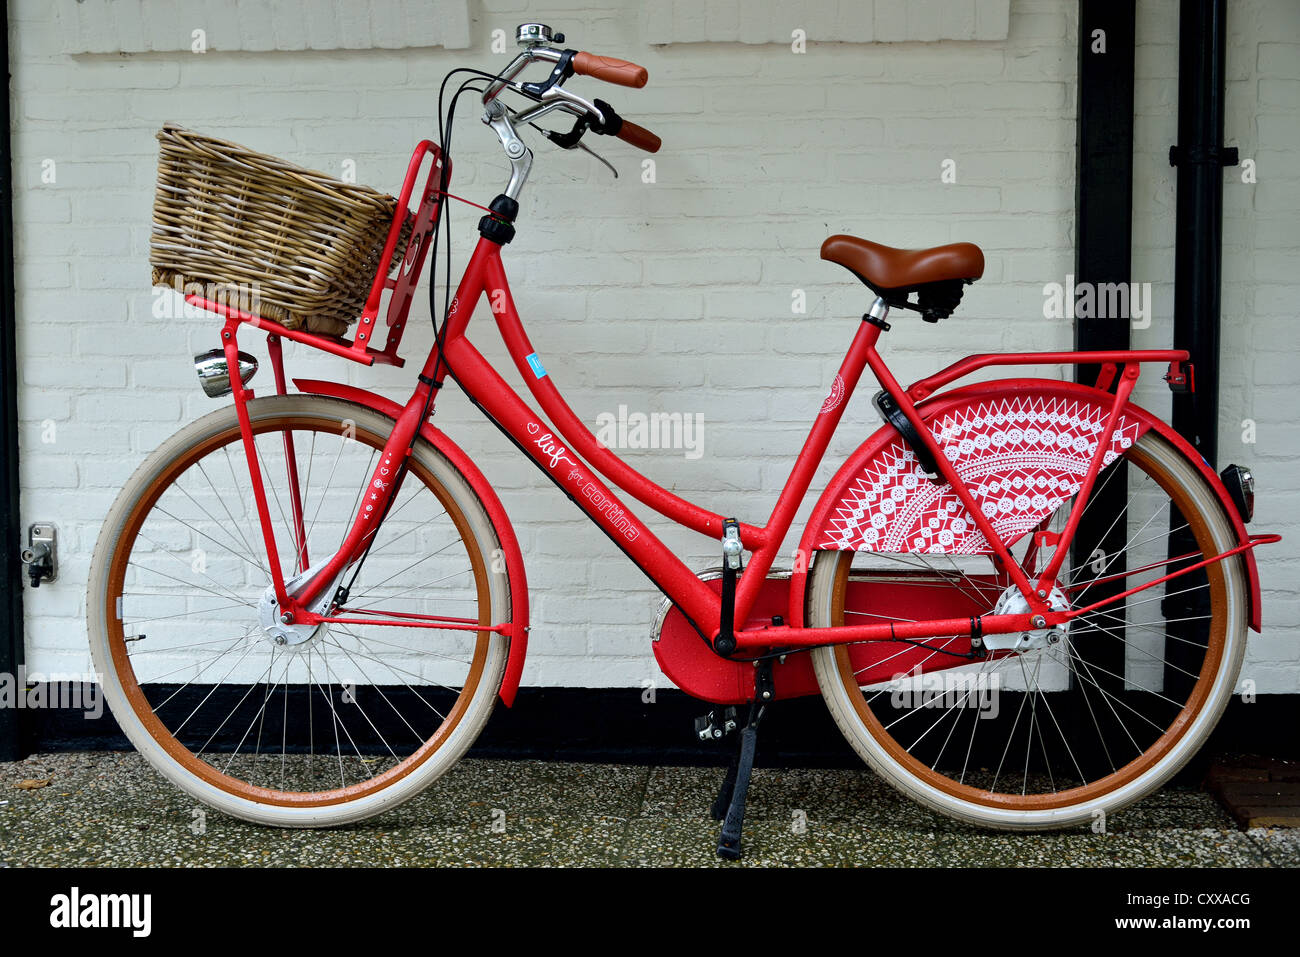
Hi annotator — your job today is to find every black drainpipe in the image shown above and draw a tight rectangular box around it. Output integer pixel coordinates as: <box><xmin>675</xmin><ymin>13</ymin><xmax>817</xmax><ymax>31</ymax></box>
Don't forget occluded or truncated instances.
<box><xmin>0</xmin><ymin>0</ymin><xmax>26</xmax><ymax>761</ymax></box>
<box><xmin>1072</xmin><ymin>0</ymin><xmax>1136</xmax><ymax>698</ymax></box>
<box><xmin>1164</xmin><ymin>0</ymin><xmax>1236</xmax><ymax>697</ymax></box>
<box><xmin>1169</xmin><ymin>0</ymin><xmax>1235</xmax><ymax>465</ymax></box>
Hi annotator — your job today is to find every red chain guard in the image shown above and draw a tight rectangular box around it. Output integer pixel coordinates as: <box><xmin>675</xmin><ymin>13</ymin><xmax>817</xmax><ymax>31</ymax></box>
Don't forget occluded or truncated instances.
<box><xmin>653</xmin><ymin>571</ymin><xmax>998</xmax><ymax>705</ymax></box>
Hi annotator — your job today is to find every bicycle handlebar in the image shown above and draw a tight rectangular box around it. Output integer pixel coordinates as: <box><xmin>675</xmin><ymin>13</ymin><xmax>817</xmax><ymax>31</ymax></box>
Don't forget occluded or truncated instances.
<box><xmin>564</xmin><ymin>50</ymin><xmax>660</xmax><ymax>150</ymax></box>
<box><xmin>588</xmin><ymin>98</ymin><xmax>661</xmax><ymax>154</ymax></box>
<box><xmin>613</xmin><ymin>118</ymin><xmax>661</xmax><ymax>153</ymax></box>
<box><xmin>483</xmin><ymin>33</ymin><xmax>662</xmax><ymax>176</ymax></box>
<box><xmin>571</xmin><ymin>52</ymin><xmax>649</xmax><ymax>88</ymax></box>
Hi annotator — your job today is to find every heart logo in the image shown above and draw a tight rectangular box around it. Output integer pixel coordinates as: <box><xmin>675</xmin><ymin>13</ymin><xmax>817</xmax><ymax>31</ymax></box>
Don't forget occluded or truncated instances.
<box><xmin>526</xmin><ymin>422</ymin><xmax>539</xmax><ymax>435</ymax></box>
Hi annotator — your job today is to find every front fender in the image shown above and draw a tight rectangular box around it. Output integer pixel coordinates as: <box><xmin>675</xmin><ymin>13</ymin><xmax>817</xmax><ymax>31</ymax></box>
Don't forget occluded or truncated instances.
<box><xmin>293</xmin><ymin>378</ymin><xmax>531</xmax><ymax>705</ymax></box>
<box><xmin>790</xmin><ymin>379</ymin><xmax>1262</xmax><ymax>632</ymax></box>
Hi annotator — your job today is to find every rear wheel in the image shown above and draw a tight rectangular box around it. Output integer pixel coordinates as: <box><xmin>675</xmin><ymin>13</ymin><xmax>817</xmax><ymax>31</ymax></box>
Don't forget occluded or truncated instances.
<box><xmin>808</xmin><ymin>431</ymin><xmax>1247</xmax><ymax>829</ymax></box>
<box><xmin>88</xmin><ymin>395</ymin><xmax>511</xmax><ymax>826</ymax></box>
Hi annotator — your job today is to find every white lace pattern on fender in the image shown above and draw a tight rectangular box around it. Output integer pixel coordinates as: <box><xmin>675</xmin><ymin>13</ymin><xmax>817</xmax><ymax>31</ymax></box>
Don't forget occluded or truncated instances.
<box><xmin>818</xmin><ymin>394</ymin><xmax>1147</xmax><ymax>554</ymax></box>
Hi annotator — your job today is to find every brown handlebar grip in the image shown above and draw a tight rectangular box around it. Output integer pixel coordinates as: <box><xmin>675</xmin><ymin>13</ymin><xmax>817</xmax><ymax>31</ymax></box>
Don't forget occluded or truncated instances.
<box><xmin>572</xmin><ymin>51</ymin><xmax>649</xmax><ymax>88</ymax></box>
<box><xmin>615</xmin><ymin>119</ymin><xmax>661</xmax><ymax>153</ymax></box>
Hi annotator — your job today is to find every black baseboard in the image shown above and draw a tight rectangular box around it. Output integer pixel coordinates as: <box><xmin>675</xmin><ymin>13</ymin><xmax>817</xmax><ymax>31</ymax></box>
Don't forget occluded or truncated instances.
<box><xmin>16</xmin><ymin>685</ymin><xmax>1300</xmax><ymax>777</ymax></box>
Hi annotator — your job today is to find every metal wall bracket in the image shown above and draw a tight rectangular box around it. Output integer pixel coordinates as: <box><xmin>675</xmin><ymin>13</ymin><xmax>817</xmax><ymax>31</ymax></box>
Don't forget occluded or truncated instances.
<box><xmin>20</xmin><ymin>523</ymin><xmax>56</xmax><ymax>587</ymax></box>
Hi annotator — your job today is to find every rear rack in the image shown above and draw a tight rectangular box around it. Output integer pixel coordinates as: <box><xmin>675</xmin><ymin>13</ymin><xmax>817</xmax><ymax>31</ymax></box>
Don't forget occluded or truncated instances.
<box><xmin>185</xmin><ymin>140</ymin><xmax>450</xmax><ymax>368</ymax></box>
<box><xmin>904</xmin><ymin>348</ymin><xmax>1193</xmax><ymax>401</ymax></box>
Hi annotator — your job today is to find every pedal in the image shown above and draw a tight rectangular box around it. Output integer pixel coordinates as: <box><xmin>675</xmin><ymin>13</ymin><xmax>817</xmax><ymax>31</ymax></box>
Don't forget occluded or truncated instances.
<box><xmin>714</xmin><ymin>518</ymin><xmax>743</xmax><ymax>656</ymax></box>
<box><xmin>721</xmin><ymin>520</ymin><xmax>743</xmax><ymax>571</ymax></box>
<box><xmin>694</xmin><ymin>707</ymin><xmax>737</xmax><ymax>742</ymax></box>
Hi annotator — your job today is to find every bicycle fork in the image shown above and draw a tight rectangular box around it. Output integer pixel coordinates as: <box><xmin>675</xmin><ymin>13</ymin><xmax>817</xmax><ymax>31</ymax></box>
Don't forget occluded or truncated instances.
<box><xmin>224</xmin><ymin>319</ymin><xmax>435</xmax><ymax>621</ymax></box>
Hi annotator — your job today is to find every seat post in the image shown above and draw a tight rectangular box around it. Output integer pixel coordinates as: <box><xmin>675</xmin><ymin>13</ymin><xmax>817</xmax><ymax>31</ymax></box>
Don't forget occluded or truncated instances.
<box><xmin>865</xmin><ymin>296</ymin><xmax>891</xmax><ymax>330</ymax></box>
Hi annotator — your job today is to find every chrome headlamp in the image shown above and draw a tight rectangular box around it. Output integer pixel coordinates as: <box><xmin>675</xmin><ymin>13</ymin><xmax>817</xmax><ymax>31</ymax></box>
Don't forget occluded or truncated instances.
<box><xmin>194</xmin><ymin>349</ymin><xmax>258</xmax><ymax>398</ymax></box>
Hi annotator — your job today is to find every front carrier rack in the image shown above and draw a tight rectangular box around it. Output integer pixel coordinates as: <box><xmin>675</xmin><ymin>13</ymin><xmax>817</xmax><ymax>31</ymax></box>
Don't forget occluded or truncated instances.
<box><xmin>187</xmin><ymin>141</ymin><xmax>450</xmax><ymax>368</ymax></box>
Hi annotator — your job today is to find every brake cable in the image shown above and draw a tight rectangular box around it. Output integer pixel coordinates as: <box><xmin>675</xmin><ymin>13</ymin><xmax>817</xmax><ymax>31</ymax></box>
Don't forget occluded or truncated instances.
<box><xmin>335</xmin><ymin>71</ymin><xmax>507</xmax><ymax>604</ymax></box>
<box><xmin>337</xmin><ymin>63</ymin><xmax>624</xmax><ymax>605</ymax></box>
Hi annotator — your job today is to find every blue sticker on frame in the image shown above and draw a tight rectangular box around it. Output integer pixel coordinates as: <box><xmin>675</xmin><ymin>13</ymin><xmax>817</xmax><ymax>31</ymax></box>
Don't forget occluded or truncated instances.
<box><xmin>526</xmin><ymin>352</ymin><xmax>547</xmax><ymax>379</ymax></box>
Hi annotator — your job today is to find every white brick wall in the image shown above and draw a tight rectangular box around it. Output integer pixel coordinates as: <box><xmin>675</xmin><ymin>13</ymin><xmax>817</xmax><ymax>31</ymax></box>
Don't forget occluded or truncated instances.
<box><xmin>641</xmin><ymin>0</ymin><xmax>1011</xmax><ymax>44</ymax></box>
<box><xmin>58</xmin><ymin>0</ymin><xmax>472</xmax><ymax>53</ymax></box>
<box><xmin>9</xmin><ymin>0</ymin><xmax>1299</xmax><ymax>693</ymax></box>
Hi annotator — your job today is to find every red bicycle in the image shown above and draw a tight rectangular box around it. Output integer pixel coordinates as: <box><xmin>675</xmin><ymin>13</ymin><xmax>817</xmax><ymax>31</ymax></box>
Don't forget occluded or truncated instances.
<box><xmin>90</xmin><ymin>25</ymin><xmax>1278</xmax><ymax>858</ymax></box>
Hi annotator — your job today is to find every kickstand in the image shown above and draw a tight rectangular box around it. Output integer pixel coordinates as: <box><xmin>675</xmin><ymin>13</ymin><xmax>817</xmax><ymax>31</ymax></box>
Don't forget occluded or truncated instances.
<box><xmin>710</xmin><ymin>712</ymin><xmax>746</xmax><ymax>821</ymax></box>
<box><xmin>714</xmin><ymin>661</ymin><xmax>773</xmax><ymax>861</ymax></box>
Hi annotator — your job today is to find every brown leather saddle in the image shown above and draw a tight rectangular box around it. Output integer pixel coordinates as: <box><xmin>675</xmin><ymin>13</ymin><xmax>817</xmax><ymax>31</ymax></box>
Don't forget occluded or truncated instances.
<box><xmin>821</xmin><ymin>234</ymin><xmax>985</xmax><ymax>322</ymax></box>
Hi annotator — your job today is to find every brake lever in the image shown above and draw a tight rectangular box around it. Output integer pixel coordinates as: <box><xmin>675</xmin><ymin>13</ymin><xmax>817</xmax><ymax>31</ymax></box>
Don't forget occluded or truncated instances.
<box><xmin>525</xmin><ymin>85</ymin><xmax>606</xmax><ymax>127</ymax></box>
<box><xmin>536</xmin><ymin>112</ymin><xmax>591</xmax><ymax>149</ymax></box>
<box><xmin>576</xmin><ymin>139</ymin><xmax>618</xmax><ymax>179</ymax></box>
<box><xmin>535</xmin><ymin>122</ymin><xmax>618</xmax><ymax>178</ymax></box>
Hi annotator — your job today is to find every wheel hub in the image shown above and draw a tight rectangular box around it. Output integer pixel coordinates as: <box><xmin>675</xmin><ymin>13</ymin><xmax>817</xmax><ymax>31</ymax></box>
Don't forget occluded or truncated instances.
<box><xmin>985</xmin><ymin>583</ymin><xmax>1070</xmax><ymax>653</ymax></box>
<box><xmin>257</xmin><ymin>561</ymin><xmax>344</xmax><ymax>648</ymax></box>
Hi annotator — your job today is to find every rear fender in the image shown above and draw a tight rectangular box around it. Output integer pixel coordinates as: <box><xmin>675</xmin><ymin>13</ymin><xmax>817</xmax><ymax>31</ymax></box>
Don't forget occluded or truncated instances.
<box><xmin>293</xmin><ymin>378</ymin><xmax>531</xmax><ymax>704</ymax></box>
<box><xmin>790</xmin><ymin>379</ymin><xmax>1261</xmax><ymax>632</ymax></box>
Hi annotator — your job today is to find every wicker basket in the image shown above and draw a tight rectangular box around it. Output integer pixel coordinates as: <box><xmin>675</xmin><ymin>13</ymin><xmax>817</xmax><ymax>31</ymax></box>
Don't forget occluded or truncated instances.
<box><xmin>150</xmin><ymin>123</ymin><xmax>410</xmax><ymax>336</ymax></box>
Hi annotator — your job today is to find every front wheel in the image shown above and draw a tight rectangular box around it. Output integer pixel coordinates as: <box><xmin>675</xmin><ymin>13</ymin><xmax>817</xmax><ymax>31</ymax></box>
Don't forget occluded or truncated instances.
<box><xmin>807</xmin><ymin>431</ymin><xmax>1248</xmax><ymax>829</ymax></box>
<box><xmin>88</xmin><ymin>394</ymin><xmax>511</xmax><ymax>826</ymax></box>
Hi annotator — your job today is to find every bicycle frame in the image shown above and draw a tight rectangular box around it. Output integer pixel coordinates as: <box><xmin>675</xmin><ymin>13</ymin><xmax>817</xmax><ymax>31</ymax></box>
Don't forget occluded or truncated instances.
<box><xmin>190</xmin><ymin>144</ymin><xmax>1275</xmax><ymax>661</ymax></box>
<box><xmin>409</xmin><ymin>237</ymin><xmax>1245</xmax><ymax>649</ymax></box>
